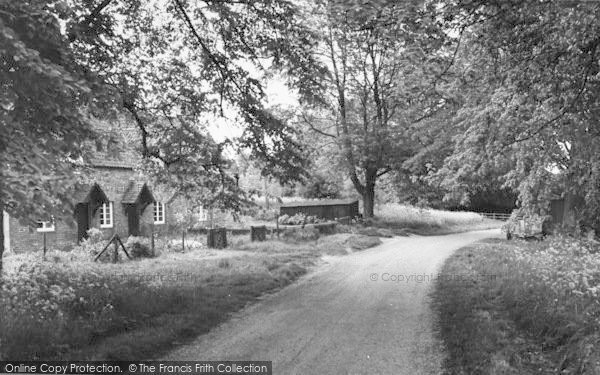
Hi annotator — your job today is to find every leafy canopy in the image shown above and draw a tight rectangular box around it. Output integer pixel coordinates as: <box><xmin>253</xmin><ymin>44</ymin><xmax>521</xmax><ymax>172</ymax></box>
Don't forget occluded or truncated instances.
<box><xmin>1</xmin><ymin>0</ymin><xmax>327</xmax><ymax>221</ymax></box>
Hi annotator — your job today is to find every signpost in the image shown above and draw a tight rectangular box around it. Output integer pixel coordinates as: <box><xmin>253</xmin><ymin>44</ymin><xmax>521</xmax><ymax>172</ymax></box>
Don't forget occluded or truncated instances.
<box><xmin>36</xmin><ymin>220</ymin><xmax>55</xmax><ymax>258</ymax></box>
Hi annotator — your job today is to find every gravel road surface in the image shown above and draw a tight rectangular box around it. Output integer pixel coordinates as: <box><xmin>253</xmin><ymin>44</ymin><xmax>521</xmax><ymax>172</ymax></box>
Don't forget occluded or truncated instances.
<box><xmin>163</xmin><ymin>229</ymin><xmax>501</xmax><ymax>374</ymax></box>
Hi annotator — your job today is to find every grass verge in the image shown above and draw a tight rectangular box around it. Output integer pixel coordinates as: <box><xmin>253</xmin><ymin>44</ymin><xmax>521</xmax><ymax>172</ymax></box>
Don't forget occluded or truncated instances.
<box><xmin>372</xmin><ymin>204</ymin><xmax>501</xmax><ymax>236</ymax></box>
<box><xmin>0</xmin><ymin>232</ymin><xmax>380</xmax><ymax>360</ymax></box>
<box><xmin>432</xmin><ymin>237</ymin><xmax>600</xmax><ymax>374</ymax></box>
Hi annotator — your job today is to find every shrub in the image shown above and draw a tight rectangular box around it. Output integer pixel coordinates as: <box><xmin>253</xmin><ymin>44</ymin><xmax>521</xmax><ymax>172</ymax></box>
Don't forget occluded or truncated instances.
<box><xmin>125</xmin><ymin>236</ymin><xmax>154</xmax><ymax>259</ymax></box>
<box><xmin>278</xmin><ymin>213</ymin><xmax>324</xmax><ymax>225</ymax></box>
<box><xmin>70</xmin><ymin>228</ymin><xmax>107</xmax><ymax>262</ymax></box>
<box><xmin>253</xmin><ymin>209</ymin><xmax>278</xmax><ymax>222</ymax></box>
<box><xmin>0</xmin><ymin>260</ymin><xmax>117</xmax><ymax>359</ymax></box>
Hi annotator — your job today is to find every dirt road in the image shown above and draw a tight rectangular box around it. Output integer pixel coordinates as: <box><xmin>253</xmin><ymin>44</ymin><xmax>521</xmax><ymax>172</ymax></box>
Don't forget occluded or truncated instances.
<box><xmin>163</xmin><ymin>229</ymin><xmax>501</xmax><ymax>374</ymax></box>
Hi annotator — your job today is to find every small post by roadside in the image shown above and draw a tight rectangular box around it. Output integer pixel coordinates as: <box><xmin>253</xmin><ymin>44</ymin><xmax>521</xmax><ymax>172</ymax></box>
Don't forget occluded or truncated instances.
<box><xmin>42</xmin><ymin>232</ymin><xmax>47</xmax><ymax>259</ymax></box>
<box><xmin>37</xmin><ymin>220</ymin><xmax>54</xmax><ymax>260</ymax></box>
<box><xmin>276</xmin><ymin>213</ymin><xmax>280</xmax><ymax>239</ymax></box>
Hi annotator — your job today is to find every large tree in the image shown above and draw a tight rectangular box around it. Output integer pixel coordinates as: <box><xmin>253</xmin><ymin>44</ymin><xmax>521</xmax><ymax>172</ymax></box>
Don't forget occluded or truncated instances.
<box><xmin>300</xmin><ymin>0</ymin><xmax>449</xmax><ymax>217</ymax></box>
<box><xmin>434</xmin><ymin>0</ymin><xmax>600</xmax><ymax>228</ymax></box>
<box><xmin>66</xmin><ymin>0</ymin><xmax>323</xmax><ymax>205</ymax></box>
<box><xmin>0</xmin><ymin>1</ymin><xmax>115</xmax><ymax>272</ymax></box>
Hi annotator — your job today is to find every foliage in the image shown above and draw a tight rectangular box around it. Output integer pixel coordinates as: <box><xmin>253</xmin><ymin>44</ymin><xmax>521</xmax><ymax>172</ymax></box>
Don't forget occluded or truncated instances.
<box><xmin>68</xmin><ymin>0</ymin><xmax>322</xmax><ymax>206</ymax></box>
<box><xmin>0</xmin><ymin>259</ymin><xmax>116</xmax><ymax>359</ymax></box>
<box><xmin>1</xmin><ymin>0</ymin><xmax>329</xmax><ymax>236</ymax></box>
<box><xmin>299</xmin><ymin>0</ymin><xmax>453</xmax><ymax>216</ymax></box>
<box><xmin>0</xmin><ymin>1</ymin><xmax>112</xmax><ymax>227</ymax></box>
<box><xmin>0</xmin><ymin>248</ymin><xmax>307</xmax><ymax>360</ymax></box>
<box><xmin>278</xmin><ymin>213</ymin><xmax>325</xmax><ymax>226</ymax></box>
<box><xmin>371</xmin><ymin>203</ymin><xmax>501</xmax><ymax>235</ymax></box>
<box><xmin>69</xmin><ymin>228</ymin><xmax>107</xmax><ymax>262</ymax></box>
<box><xmin>300</xmin><ymin>173</ymin><xmax>342</xmax><ymax>200</ymax></box>
<box><xmin>434</xmin><ymin>237</ymin><xmax>600</xmax><ymax>374</ymax></box>
<box><xmin>433</xmin><ymin>0</ymin><xmax>600</xmax><ymax>229</ymax></box>
<box><xmin>124</xmin><ymin>236</ymin><xmax>153</xmax><ymax>259</ymax></box>
<box><xmin>252</xmin><ymin>208</ymin><xmax>278</xmax><ymax>222</ymax></box>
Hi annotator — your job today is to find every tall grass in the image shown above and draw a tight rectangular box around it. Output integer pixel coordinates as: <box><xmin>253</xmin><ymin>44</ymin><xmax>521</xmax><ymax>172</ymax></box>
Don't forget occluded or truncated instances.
<box><xmin>0</xmin><ymin>229</ymin><xmax>382</xmax><ymax>360</ymax></box>
<box><xmin>373</xmin><ymin>203</ymin><xmax>500</xmax><ymax>234</ymax></box>
<box><xmin>230</xmin><ymin>231</ymin><xmax>382</xmax><ymax>256</ymax></box>
<box><xmin>0</xmin><ymin>252</ymin><xmax>306</xmax><ymax>360</ymax></box>
<box><xmin>433</xmin><ymin>237</ymin><xmax>600</xmax><ymax>374</ymax></box>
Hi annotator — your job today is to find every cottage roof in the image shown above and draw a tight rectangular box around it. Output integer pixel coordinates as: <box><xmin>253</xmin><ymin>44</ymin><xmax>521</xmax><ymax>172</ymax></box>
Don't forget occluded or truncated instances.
<box><xmin>280</xmin><ymin>199</ymin><xmax>358</xmax><ymax>208</ymax></box>
<box><xmin>122</xmin><ymin>181</ymin><xmax>155</xmax><ymax>205</ymax></box>
<box><xmin>74</xmin><ymin>183</ymin><xmax>109</xmax><ymax>204</ymax></box>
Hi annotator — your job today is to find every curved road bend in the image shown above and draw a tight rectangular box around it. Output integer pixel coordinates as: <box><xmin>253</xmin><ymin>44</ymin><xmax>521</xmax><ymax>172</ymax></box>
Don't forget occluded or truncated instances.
<box><xmin>163</xmin><ymin>229</ymin><xmax>501</xmax><ymax>375</ymax></box>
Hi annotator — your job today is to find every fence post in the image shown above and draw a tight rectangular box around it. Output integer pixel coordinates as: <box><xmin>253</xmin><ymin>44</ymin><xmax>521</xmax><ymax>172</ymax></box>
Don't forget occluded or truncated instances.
<box><xmin>43</xmin><ymin>233</ymin><xmax>47</xmax><ymax>259</ymax></box>
<box><xmin>113</xmin><ymin>240</ymin><xmax>118</xmax><ymax>263</ymax></box>
<box><xmin>151</xmin><ymin>224</ymin><xmax>155</xmax><ymax>257</ymax></box>
<box><xmin>251</xmin><ymin>226</ymin><xmax>267</xmax><ymax>242</ymax></box>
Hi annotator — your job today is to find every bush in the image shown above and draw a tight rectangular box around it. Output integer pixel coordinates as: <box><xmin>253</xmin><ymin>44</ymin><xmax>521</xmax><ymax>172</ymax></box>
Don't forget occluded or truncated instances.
<box><xmin>70</xmin><ymin>228</ymin><xmax>107</xmax><ymax>262</ymax></box>
<box><xmin>125</xmin><ymin>237</ymin><xmax>154</xmax><ymax>259</ymax></box>
<box><xmin>278</xmin><ymin>213</ymin><xmax>324</xmax><ymax>225</ymax></box>
<box><xmin>0</xmin><ymin>260</ymin><xmax>117</xmax><ymax>359</ymax></box>
<box><xmin>253</xmin><ymin>209</ymin><xmax>278</xmax><ymax>222</ymax></box>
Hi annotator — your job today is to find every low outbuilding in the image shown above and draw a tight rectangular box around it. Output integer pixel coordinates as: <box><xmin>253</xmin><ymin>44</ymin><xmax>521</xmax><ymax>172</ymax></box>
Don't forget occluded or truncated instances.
<box><xmin>279</xmin><ymin>199</ymin><xmax>360</xmax><ymax>221</ymax></box>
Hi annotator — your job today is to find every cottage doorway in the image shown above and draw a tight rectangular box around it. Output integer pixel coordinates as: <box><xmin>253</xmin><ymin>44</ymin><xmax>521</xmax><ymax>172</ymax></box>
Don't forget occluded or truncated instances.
<box><xmin>127</xmin><ymin>205</ymin><xmax>140</xmax><ymax>236</ymax></box>
<box><xmin>76</xmin><ymin>203</ymin><xmax>90</xmax><ymax>242</ymax></box>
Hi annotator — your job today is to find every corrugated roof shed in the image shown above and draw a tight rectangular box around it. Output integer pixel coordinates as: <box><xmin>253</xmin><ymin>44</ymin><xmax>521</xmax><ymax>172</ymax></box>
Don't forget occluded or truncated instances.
<box><xmin>280</xmin><ymin>199</ymin><xmax>358</xmax><ymax>208</ymax></box>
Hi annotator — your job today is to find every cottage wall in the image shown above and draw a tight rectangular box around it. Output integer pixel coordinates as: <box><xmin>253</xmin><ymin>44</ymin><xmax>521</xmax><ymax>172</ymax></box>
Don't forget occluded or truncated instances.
<box><xmin>86</xmin><ymin>167</ymin><xmax>142</xmax><ymax>240</ymax></box>
<box><xmin>140</xmin><ymin>196</ymin><xmax>192</xmax><ymax>238</ymax></box>
<box><xmin>3</xmin><ymin>116</ymin><xmax>206</xmax><ymax>254</ymax></box>
<box><xmin>6</xmin><ymin>166</ymin><xmax>191</xmax><ymax>253</ymax></box>
<box><xmin>8</xmin><ymin>217</ymin><xmax>77</xmax><ymax>253</ymax></box>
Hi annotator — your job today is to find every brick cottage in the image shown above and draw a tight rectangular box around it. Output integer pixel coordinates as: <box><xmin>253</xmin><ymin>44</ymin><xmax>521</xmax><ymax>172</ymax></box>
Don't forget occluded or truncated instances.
<box><xmin>2</xmin><ymin>157</ymin><xmax>202</xmax><ymax>254</ymax></box>
<box><xmin>2</xmin><ymin>115</ymin><xmax>214</xmax><ymax>254</ymax></box>
<box><xmin>2</xmin><ymin>153</ymin><xmax>216</xmax><ymax>253</ymax></box>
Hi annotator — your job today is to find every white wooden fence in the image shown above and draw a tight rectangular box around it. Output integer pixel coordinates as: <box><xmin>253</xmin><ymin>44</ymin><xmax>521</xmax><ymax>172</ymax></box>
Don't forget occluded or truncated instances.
<box><xmin>480</xmin><ymin>212</ymin><xmax>512</xmax><ymax>221</ymax></box>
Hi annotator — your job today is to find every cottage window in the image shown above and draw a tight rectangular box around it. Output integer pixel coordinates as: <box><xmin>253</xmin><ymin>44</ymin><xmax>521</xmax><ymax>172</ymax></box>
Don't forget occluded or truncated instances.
<box><xmin>153</xmin><ymin>202</ymin><xmax>165</xmax><ymax>224</ymax></box>
<box><xmin>99</xmin><ymin>202</ymin><xmax>113</xmax><ymax>228</ymax></box>
<box><xmin>36</xmin><ymin>218</ymin><xmax>55</xmax><ymax>232</ymax></box>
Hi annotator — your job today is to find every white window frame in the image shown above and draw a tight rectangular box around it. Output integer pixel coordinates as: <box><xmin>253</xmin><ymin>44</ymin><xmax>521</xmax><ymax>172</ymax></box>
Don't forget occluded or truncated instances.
<box><xmin>36</xmin><ymin>218</ymin><xmax>55</xmax><ymax>232</ymax></box>
<box><xmin>99</xmin><ymin>202</ymin><xmax>113</xmax><ymax>228</ymax></box>
<box><xmin>153</xmin><ymin>202</ymin><xmax>165</xmax><ymax>225</ymax></box>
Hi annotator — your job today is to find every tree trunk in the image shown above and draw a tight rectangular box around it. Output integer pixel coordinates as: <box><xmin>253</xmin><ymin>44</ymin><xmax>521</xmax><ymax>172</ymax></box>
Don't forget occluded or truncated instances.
<box><xmin>362</xmin><ymin>168</ymin><xmax>377</xmax><ymax>218</ymax></box>
<box><xmin>363</xmin><ymin>187</ymin><xmax>375</xmax><ymax>218</ymax></box>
